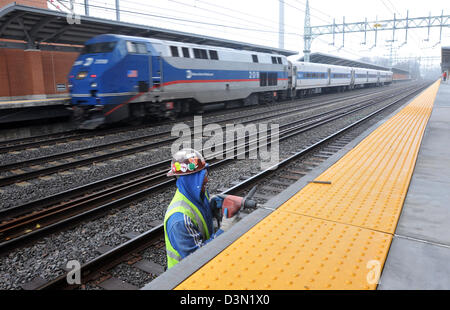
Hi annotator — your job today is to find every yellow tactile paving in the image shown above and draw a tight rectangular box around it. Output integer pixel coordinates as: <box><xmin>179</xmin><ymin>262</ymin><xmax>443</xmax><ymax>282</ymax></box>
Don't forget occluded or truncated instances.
<box><xmin>177</xmin><ymin>81</ymin><xmax>440</xmax><ymax>290</ymax></box>
<box><xmin>281</xmin><ymin>81</ymin><xmax>440</xmax><ymax>234</ymax></box>
<box><xmin>176</xmin><ymin>210</ymin><xmax>392</xmax><ymax>290</ymax></box>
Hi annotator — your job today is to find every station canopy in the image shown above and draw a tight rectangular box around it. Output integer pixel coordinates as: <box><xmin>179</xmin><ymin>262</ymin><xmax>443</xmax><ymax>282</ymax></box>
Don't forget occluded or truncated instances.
<box><xmin>0</xmin><ymin>3</ymin><xmax>298</xmax><ymax>56</ymax></box>
<box><xmin>298</xmin><ymin>52</ymin><xmax>395</xmax><ymax>72</ymax></box>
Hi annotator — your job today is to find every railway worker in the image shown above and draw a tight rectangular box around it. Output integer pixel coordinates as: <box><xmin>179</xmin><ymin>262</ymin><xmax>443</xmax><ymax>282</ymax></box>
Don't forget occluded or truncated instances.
<box><xmin>164</xmin><ymin>148</ymin><xmax>238</xmax><ymax>269</ymax></box>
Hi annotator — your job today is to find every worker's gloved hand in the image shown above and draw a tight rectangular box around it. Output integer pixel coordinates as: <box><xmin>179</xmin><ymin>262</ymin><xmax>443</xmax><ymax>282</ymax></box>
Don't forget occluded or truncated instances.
<box><xmin>209</xmin><ymin>195</ymin><xmax>224</xmax><ymax>210</ymax></box>
<box><xmin>220</xmin><ymin>208</ymin><xmax>240</xmax><ymax>232</ymax></box>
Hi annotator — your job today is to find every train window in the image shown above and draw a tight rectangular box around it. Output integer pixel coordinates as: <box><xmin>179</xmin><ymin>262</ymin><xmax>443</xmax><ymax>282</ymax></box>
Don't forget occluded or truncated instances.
<box><xmin>136</xmin><ymin>43</ymin><xmax>147</xmax><ymax>54</ymax></box>
<box><xmin>126</xmin><ymin>41</ymin><xmax>137</xmax><ymax>53</ymax></box>
<box><xmin>193</xmin><ymin>48</ymin><xmax>208</xmax><ymax>59</ymax></box>
<box><xmin>82</xmin><ymin>41</ymin><xmax>117</xmax><ymax>54</ymax></box>
<box><xmin>277</xmin><ymin>57</ymin><xmax>282</xmax><ymax>64</ymax></box>
<box><xmin>271</xmin><ymin>56</ymin><xmax>277</xmax><ymax>64</ymax></box>
<box><xmin>127</xmin><ymin>41</ymin><xmax>137</xmax><ymax>53</ymax></box>
<box><xmin>170</xmin><ymin>46</ymin><xmax>179</xmax><ymax>57</ymax></box>
<box><xmin>182</xmin><ymin>47</ymin><xmax>190</xmax><ymax>58</ymax></box>
<box><xmin>209</xmin><ymin>50</ymin><xmax>219</xmax><ymax>60</ymax></box>
<box><xmin>252</xmin><ymin>55</ymin><xmax>259</xmax><ymax>63</ymax></box>
<box><xmin>260</xmin><ymin>72</ymin><xmax>268</xmax><ymax>86</ymax></box>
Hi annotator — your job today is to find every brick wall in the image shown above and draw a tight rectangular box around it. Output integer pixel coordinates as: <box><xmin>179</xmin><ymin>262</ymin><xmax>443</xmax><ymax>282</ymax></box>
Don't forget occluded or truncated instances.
<box><xmin>41</xmin><ymin>51</ymin><xmax>79</xmax><ymax>94</ymax></box>
<box><xmin>0</xmin><ymin>0</ymin><xmax>48</xmax><ymax>9</ymax></box>
<box><xmin>0</xmin><ymin>49</ymin><xmax>11</xmax><ymax>97</ymax></box>
<box><xmin>0</xmin><ymin>48</ymin><xmax>79</xmax><ymax>98</ymax></box>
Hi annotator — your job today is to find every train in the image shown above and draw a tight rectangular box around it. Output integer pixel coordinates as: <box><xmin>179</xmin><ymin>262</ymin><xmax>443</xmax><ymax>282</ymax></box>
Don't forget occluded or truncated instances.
<box><xmin>68</xmin><ymin>34</ymin><xmax>393</xmax><ymax>129</ymax></box>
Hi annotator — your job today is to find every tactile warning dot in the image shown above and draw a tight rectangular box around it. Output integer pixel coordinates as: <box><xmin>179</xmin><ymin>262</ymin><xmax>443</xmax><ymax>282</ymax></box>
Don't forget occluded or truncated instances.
<box><xmin>176</xmin><ymin>209</ymin><xmax>392</xmax><ymax>290</ymax></box>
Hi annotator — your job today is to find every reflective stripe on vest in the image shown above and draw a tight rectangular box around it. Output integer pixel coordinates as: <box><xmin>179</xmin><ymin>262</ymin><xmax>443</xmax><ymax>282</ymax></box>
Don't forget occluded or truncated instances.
<box><xmin>164</xmin><ymin>190</ymin><xmax>210</xmax><ymax>269</ymax></box>
<box><xmin>166</xmin><ymin>200</ymin><xmax>208</xmax><ymax>240</ymax></box>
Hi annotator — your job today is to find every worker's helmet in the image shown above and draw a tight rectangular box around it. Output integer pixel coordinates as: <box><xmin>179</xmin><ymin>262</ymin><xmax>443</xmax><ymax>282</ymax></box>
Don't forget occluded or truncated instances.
<box><xmin>167</xmin><ymin>148</ymin><xmax>207</xmax><ymax>177</ymax></box>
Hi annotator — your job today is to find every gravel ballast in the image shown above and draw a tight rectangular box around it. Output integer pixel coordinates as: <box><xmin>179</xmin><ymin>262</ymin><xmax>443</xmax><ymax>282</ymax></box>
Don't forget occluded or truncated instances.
<box><xmin>0</xmin><ymin>83</ymin><xmax>424</xmax><ymax>289</ymax></box>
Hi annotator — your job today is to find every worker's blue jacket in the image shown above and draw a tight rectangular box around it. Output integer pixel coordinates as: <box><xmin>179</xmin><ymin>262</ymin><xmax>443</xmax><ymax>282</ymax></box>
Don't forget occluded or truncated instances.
<box><xmin>165</xmin><ymin>169</ymin><xmax>223</xmax><ymax>267</ymax></box>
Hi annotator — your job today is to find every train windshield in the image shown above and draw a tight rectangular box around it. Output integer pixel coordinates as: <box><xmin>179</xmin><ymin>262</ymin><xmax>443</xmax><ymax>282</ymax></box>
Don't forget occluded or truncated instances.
<box><xmin>81</xmin><ymin>42</ymin><xmax>117</xmax><ymax>54</ymax></box>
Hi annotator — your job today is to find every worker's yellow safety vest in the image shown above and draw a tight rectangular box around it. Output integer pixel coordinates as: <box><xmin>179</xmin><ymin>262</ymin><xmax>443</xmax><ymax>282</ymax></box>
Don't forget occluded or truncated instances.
<box><xmin>164</xmin><ymin>189</ymin><xmax>210</xmax><ymax>269</ymax></box>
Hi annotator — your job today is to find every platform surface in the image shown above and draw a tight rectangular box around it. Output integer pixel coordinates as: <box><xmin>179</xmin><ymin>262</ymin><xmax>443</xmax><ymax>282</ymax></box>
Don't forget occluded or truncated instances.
<box><xmin>0</xmin><ymin>97</ymin><xmax>70</xmax><ymax>110</ymax></box>
<box><xmin>173</xmin><ymin>81</ymin><xmax>441</xmax><ymax>290</ymax></box>
<box><xmin>378</xmin><ymin>81</ymin><xmax>450</xmax><ymax>289</ymax></box>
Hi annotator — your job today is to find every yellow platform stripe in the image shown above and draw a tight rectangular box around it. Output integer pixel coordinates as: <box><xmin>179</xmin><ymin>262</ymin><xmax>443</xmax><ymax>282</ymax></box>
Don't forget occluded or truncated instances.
<box><xmin>177</xmin><ymin>81</ymin><xmax>440</xmax><ymax>290</ymax></box>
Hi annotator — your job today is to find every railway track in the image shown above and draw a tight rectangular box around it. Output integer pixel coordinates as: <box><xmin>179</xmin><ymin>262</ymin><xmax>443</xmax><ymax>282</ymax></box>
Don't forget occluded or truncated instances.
<box><xmin>0</xmin><ymin>84</ymin><xmax>413</xmax><ymax>188</ymax></box>
<box><xmin>31</xmin><ymin>81</ymin><xmax>429</xmax><ymax>290</ymax></box>
<box><xmin>0</xmin><ymin>83</ymin><xmax>427</xmax><ymax>288</ymax></box>
<box><xmin>0</xmin><ymin>85</ymin><xmax>400</xmax><ymax>154</ymax></box>
<box><xmin>0</xmin><ymin>85</ymin><xmax>420</xmax><ymax>250</ymax></box>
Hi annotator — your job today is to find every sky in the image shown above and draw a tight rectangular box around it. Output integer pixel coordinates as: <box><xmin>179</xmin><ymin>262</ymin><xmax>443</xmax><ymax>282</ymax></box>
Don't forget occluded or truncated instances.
<box><xmin>55</xmin><ymin>0</ymin><xmax>448</xmax><ymax>70</ymax></box>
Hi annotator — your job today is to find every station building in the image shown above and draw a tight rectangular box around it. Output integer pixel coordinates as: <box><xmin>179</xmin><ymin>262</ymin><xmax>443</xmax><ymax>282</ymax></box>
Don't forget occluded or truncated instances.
<box><xmin>0</xmin><ymin>0</ymin><xmax>79</xmax><ymax>100</ymax></box>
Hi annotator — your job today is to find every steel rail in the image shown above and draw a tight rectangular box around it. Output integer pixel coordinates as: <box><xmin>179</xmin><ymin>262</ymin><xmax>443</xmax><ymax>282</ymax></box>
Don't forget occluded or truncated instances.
<box><xmin>0</xmin><ymin>84</ymin><xmax>423</xmax><ymax>254</ymax></box>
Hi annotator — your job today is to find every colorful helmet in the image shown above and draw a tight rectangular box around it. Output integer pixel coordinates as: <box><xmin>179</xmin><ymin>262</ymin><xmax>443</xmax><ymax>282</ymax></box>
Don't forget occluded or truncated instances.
<box><xmin>167</xmin><ymin>148</ymin><xmax>207</xmax><ymax>177</ymax></box>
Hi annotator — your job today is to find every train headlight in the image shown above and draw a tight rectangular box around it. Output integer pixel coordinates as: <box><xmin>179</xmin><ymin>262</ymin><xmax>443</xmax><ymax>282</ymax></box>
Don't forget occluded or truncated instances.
<box><xmin>76</xmin><ymin>71</ymin><xmax>88</xmax><ymax>79</ymax></box>
<box><xmin>91</xmin><ymin>82</ymin><xmax>98</xmax><ymax>88</ymax></box>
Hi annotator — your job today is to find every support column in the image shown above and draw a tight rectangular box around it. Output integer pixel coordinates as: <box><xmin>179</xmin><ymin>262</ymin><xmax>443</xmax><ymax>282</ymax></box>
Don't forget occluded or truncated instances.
<box><xmin>279</xmin><ymin>0</ymin><xmax>284</xmax><ymax>49</ymax></box>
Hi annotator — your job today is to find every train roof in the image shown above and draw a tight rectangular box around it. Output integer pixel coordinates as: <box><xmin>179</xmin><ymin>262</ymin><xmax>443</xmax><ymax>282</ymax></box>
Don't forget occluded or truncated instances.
<box><xmin>292</xmin><ymin>61</ymin><xmax>392</xmax><ymax>73</ymax></box>
<box><xmin>0</xmin><ymin>3</ymin><xmax>298</xmax><ymax>56</ymax></box>
<box><xmin>298</xmin><ymin>52</ymin><xmax>392</xmax><ymax>71</ymax></box>
<box><xmin>88</xmin><ymin>34</ymin><xmax>290</xmax><ymax>57</ymax></box>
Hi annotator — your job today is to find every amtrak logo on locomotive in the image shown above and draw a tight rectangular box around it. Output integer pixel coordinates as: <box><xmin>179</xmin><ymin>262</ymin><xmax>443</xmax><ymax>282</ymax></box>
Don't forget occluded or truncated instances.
<box><xmin>186</xmin><ymin>70</ymin><xmax>214</xmax><ymax>79</ymax></box>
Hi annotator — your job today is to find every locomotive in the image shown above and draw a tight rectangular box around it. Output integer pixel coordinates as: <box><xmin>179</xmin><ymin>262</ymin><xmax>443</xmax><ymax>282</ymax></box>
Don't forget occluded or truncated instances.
<box><xmin>68</xmin><ymin>34</ymin><xmax>392</xmax><ymax>129</ymax></box>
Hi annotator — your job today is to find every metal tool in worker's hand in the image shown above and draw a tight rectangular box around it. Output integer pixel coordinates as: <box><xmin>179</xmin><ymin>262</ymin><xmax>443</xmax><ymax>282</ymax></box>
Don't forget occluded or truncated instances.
<box><xmin>210</xmin><ymin>186</ymin><xmax>259</xmax><ymax>228</ymax></box>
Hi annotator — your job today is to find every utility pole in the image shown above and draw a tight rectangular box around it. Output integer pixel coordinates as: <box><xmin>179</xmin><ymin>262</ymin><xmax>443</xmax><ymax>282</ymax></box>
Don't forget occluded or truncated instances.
<box><xmin>303</xmin><ymin>0</ymin><xmax>312</xmax><ymax>62</ymax></box>
<box><xmin>279</xmin><ymin>0</ymin><xmax>285</xmax><ymax>49</ymax></box>
<box><xmin>116</xmin><ymin>0</ymin><xmax>120</xmax><ymax>21</ymax></box>
<box><xmin>84</xmin><ymin>0</ymin><xmax>89</xmax><ymax>16</ymax></box>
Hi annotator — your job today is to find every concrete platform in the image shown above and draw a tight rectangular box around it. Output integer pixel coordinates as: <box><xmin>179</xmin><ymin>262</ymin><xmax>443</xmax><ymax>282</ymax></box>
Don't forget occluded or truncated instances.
<box><xmin>378</xmin><ymin>82</ymin><xmax>450</xmax><ymax>290</ymax></box>
<box><xmin>0</xmin><ymin>96</ymin><xmax>71</xmax><ymax>124</ymax></box>
<box><xmin>0</xmin><ymin>97</ymin><xmax>70</xmax><ymax>110</ymax></box>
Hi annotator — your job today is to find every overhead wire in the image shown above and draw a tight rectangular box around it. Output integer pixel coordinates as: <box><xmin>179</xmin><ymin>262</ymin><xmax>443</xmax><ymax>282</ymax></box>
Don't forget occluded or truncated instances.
<box><xmin>61</xmin><ymin>0</ymin><xmax>303</xmax><ymax>36</ymax></box>
<box><xmin>194</xmin><ymin>0</ymin><xmax>302</xmax><ymax>31</ymax></box>
<box><xmin>58</xmin><ymin>0</ymin><xmax>300</xmax><ymax>48</ymax></box>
